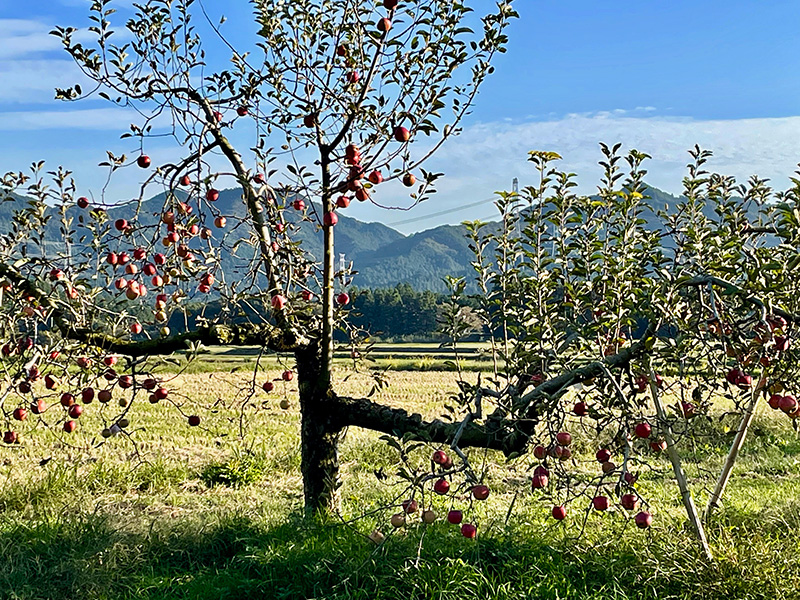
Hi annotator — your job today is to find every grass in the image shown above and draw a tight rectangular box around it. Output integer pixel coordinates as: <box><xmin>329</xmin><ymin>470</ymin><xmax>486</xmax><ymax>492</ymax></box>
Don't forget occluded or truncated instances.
<box><xmin>0</xmin><ymin>367</ymin><xmax>799</xmax><ymax>599</ymax></box>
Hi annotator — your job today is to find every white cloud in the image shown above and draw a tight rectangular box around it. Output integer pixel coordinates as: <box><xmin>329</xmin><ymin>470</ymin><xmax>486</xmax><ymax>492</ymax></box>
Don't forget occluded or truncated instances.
<box><xmin>388</xmin><ymin>113</ymin><xmax>800</xmax><ymax>231</ymax></box>
<box><xmin>0</xmin><ymin>107</ymin><xmax>137</xmax><ymax>130</ymax></box>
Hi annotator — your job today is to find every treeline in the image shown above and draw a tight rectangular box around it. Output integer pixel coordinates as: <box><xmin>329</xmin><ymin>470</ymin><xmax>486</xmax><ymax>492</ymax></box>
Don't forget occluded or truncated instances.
<box><xmin>348</xmin><ymin>283</ymin><xmax>443</xmax><ymax>340</ymax></box>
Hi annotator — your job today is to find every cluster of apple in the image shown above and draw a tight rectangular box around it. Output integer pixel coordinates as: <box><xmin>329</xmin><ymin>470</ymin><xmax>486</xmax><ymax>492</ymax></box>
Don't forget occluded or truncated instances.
<box><xmin>261</xmin><ymin>370</ymin><xmax>295</xmax><ymax>410</ymax></box>
<box><xmin>530</xmin><ymin>425</ymin><xmax>654</xmax><ymax>529</ymax></box>
<box><xmin>383</xmin><ymin>450</ymin><xmax>484</xmax><ymax>540</ymax></box>
<box><xmin>0</xmin><ymin>347</ymin><xmax>200</xmax><ymax>444</ymax></box>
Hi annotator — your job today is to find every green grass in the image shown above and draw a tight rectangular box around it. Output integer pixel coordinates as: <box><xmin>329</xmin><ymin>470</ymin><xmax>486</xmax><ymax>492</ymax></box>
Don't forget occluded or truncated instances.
<box><xmin>0</xmin><ymin>368</ymin><xmax>799</xmax><ymax>599</ymax></box>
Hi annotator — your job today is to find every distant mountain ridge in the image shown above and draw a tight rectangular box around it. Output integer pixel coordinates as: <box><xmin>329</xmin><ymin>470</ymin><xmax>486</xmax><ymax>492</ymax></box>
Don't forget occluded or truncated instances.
<box><xmin>0</xmin><ymin>185</ymin><xmax>742</xmax><ymax>292</ymax></box>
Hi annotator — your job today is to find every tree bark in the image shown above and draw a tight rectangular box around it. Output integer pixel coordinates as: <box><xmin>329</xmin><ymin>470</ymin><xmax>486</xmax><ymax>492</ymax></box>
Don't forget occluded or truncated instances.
<box><xmin>296</xmin><ymin>343</ymin><xmax>343</xmax><ymax>516</ymax></box>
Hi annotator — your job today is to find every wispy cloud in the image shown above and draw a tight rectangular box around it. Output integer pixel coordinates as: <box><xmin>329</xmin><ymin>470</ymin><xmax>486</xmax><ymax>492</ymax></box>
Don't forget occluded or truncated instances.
<box><xmin>0</xmin><ymin>107</ymin><xmax>137</xmax><ymax>130</ymax></box>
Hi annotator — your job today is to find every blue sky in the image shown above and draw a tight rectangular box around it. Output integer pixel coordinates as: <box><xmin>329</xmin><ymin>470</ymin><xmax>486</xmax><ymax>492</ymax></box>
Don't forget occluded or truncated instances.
<box><xmin>1</xmin><ymin>0</ymin><xmax>799</xmax><ymax>232</ymax></box>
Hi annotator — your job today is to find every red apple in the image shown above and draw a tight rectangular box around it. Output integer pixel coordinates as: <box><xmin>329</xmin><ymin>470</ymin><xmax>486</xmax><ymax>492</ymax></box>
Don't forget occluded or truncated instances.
<box><xmin>282</xmin><ymin>370</ymin><xmax>294</xmax><ymax>382</ymax></box>
<box><xmin>130</xmin><ymin>322</ymin><xmax>143</xmax><ymax>335</ymax></box>
<box><xmin>383</xmin><ymin>0</ymin><xmax>399</xmax><ymax>8</ymax></box>
<box><xmin>533</xmin><ymin>445</ymin><xmax>547</xmax><ymax>460</ymax></box>
<box><xmin>137</xmin><ymin>155</ymin><xmax>151</xmax><ymax>168</ymax></box>
<box><xmin>634</xmin><ymin>511</ymin><xmax>653</xmax><ymax>529</ymax></box>
<box><xmin>556</xmin><ymin>431</ymin><xmax>572</xmax><ymax>446</ymax></box>
<box><xmin>237</xmin><ymin>106</ymin><xmax>248</xmax><ymax>117</ymax></box>
<box><xmin>271</xmin><ymin>295</ymin><xmax>287</xmax><ymax>310</ymax></box>
<box><xmin>118</xmin><ymin>375</ymin><xmax>133</xmax><ymax>389</ymax></box>
<box><xmin>433</xmin><ymin>478</ymin><xmax>450</xmax><ymax>495</ymax></box>
<box><xmin>12</xmin><ymin>407</ymin><xmax>27</xmax><ymax>421</ymax></box>
<box><xmin>401</xmin><ymin>499</ymin><xmax>418</xmax><ymax>514</ymax></box>
<box><xmin>323</xmin><ymin>211</ymin><xmax>338</xmax><ymax>227</ymax></box>
<box><xmin>573</xmin><ymin>401</ymin><xmax>588</xmax><ymax>416</ymax></box>
<box><xmin>596</xmin><ymin>448</ymin><xmax>611</xmax><ymax>463</ymax></box>
<box><xmin>634</xmin><ymin>422</ymin><xmax>652</xmax><ymax>439</ymax></box>
<box><xmin>68</xmin><ymin>404</ymin><xmax>83</xmax><ymax>419</ymax></box>
<box><xmin>620</xmin><ymin>493</ymin><xmax>638</xmax><ymax>511</ymax></box>
<box><xmin>368</xmin><ymin>170</ymin><xmax>383</xmax><ymax>184</ymax></box>
<box><xmin>336</xmin><ymin>292</ymin><xmax>350</xmax><ymax>306</ymax></box>
<box><xmin>447</xmin><ymin>510</ymin><xmax>463</xmax><ymax>525</ymax></box>
<box><xmin>377</xmin><ymin>17</ymin><xmax>392</xmax><ymax>32</ymax></box>
<box><xmin>779</xmin><ymin>394</ymin><xmax>798</xmax><ymax>414</ymax></box>
<box><xmin>393</xmin><ymin>126</ymin><xmax>410</xmax><ymax>142</ymax></box>
<box><xmin>81</xmin><ymin>388</ymin><xmax>95</xmax><ymax>403</ymax></box>
<box><xmin>432</xmin><ymin>450</ymin><xmax>449</xmax><ymax>465</ymax></box>
<box><xmin>206</xmin><ymin>188</ymin><xmax>219</xmax><ymax>202</ymax></box>
<box><xmin>114</xmin><ymin>218</ymin><xmax>128</xmax><ymax>232</ymax></box>
<box><xmin>552</xmin><ymin>505</ymin><xmax>567</xmax><ymax>520</ymax></box>
<box><xmin>402</xmin><ymin>173</ymin><xmax>416</xmax><ymax>187</ymax></box>
<box><xmin>471</xmin><ymin>485</ymin><xmax>490</xmax><ymax>500</ymax></box>
<box><xmin>293</xmin><ymin>199</ymin><xmax>306</xmax><ymax>211</ymax></box>
<box><xmin>3</xmin><ymin>431</ymin><xmax>18</xmax><ymax>444</ymax></box>
<box><xmin>98</xmin><ymin>390</ymin><xmax>112</xmax><ymax>403</ymax></box>
<box><xmin>77</xmin><ymin>196</ymin><xmax>90</xmax><ymax>209</ymax></box>
<box><xmin>30</xmin><ymin>399</ymin><xmax>46</xmax><ymax>414</ymax></box>
<box><xmin>214</xmin><ymin>216</ymin><xmax>226</xmax><ymax>228</ymax></box>
<box><xmin>460</xmin><ymin>523</ymin><xmax>477</xmax><ymax>538</ymax></box>
<box><xmin>188</xmin><ymin>415</ymin><xmax>201</xmax><ymax>427</ymax></box>
<box><xmin>63</xmin><ymin>420</ymin><xmax>77</xmax><ymax>433</ymax></box>
<box><xmin>262</xmin><ymin>381</ymin><xmax>275</xmax><ymax>393</ymax></box>
<box><xmin>592</xmin><ymin>496</ymin><xmax>609</xmax><ymax>511</ymax></box>
<box><xmin>347</xmin><ymin>71</ymin><xmax>360</xmax><ymax>84</ymax></box>
<box><xmin>336</xmin><ymin>195</ymin><xmax>350</xmax><ymax>209</ymax></box>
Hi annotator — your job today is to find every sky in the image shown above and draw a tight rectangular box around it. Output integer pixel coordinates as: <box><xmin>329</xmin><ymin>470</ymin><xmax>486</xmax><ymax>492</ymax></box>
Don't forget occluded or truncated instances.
<box><xmin>1</xmin><ymin>0</ymin><xmax>799</xmax><ymax>233</ymax></box>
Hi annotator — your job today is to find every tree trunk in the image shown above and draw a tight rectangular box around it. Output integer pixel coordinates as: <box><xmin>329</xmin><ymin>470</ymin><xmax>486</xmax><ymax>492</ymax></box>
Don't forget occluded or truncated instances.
<box><xmin>296</xmin><ymin>343</ymin><xmax>343</xmax><ymax>516</ymax></box>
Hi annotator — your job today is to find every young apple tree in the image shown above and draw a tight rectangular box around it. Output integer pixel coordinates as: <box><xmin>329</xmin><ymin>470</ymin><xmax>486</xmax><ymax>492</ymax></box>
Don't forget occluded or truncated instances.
<box><xmin>0</xmin><ymin>0</ymin><xmax>518</xmax><ymax>515</ymax></box>
<box><xmin>442</xmin><ymin>145</ymin><xmax>800</xmax><ymax>557</ymax></box>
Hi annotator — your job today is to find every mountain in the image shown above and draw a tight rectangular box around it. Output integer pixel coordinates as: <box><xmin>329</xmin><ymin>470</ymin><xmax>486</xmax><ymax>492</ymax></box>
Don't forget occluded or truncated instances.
<box><xmin>0</xmin><ymin>184</ymin><xmax>763</xmax><ymax>293</ymax></box>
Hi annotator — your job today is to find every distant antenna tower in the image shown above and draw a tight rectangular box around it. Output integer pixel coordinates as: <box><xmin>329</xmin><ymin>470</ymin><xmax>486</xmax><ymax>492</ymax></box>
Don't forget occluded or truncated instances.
<box><xmin>512</xmin><ymin>177</ymin><xmax>519</xmax><ymax>196</ymax></box>
<box><xmin>512</xmin><ymin>177</ymin><xmax>522</xmax><ymax>239</ymax></box>
<box><xmin>338</xmin><ymin>253</ymin><xmax>346</xmax><ymax>284</ymax></box>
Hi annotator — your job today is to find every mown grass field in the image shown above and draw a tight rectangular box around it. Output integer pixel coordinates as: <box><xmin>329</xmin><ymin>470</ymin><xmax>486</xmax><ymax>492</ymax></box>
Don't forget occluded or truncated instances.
<box><xmin>1</xmin><ymin>364</ymin><xmax>799</xmax><ymax>600</ymax></box>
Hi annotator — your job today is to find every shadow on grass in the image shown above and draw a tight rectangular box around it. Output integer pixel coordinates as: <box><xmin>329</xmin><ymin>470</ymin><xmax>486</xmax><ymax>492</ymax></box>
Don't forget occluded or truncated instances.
<box><xmin>0</xmin><ymin>509</ymin><xmax>797</xmax><ymax>600</ymax></box>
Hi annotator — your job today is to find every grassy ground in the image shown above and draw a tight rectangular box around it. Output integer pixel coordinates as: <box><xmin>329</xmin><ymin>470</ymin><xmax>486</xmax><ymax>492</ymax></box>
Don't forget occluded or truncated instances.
<box><xmin>1</xmin><ymin>367</ymin><xmax>799</xmax><ymax>600</ymax></box>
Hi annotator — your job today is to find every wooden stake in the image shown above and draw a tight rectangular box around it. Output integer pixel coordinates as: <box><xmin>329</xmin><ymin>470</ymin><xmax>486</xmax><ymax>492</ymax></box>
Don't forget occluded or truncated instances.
<box><xmin>704</xmin><ymin>385</ymin><xmax>760</xmax><ymax>519</ymax></box>
<box><xmin>648</xmin><ymin>367</ymin><xmax>713</xmax><ymax>561</ymax></box>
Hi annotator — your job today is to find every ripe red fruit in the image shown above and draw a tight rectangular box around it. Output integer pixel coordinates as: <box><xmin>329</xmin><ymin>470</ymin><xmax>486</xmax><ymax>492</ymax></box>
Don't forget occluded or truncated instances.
<box><xmin>237</xmin><ymin>106</ymin><xmax>248</xmax><ymax>117</ymax></box>
<box><xmin>131</xmin><ymin>322</ymin><xmax>143</xmax><ymax>335</ymax></box>
<box><xmin>77</xmin><ymin>196</ymin><xmax>90</xmax><ymax>209</ymax></box>
<box><xmin>531</xmin><ymin>466</ymin><xmax>549</xmax><ymax>490</ymax></box>
<box><xmin>188</xmin><ymin>415</ymin><xmax>201</xmax><ymax>427</ymax></box>
<box><xmin>3</xmin><ymin>431</ymin><xmax>18</xmax><ymax>444</ymax></box>
<box><xmin>601</xmin><ymin>461</ymin><xmax>617</xmax><ymax>474</ymax></box>
<box><xmin>336</xmin><ymin>195</ymin><xmax>351</xmax><ymax>209</ymax></box>
<box><xmin>573</xmin><ymin>401</ymin><xmax>588</xmax><ymax>416</ymax></box>
<box><xmin>155</xmin><ymin>387</ymin><xmax>169</xmax><ymax>400</ymax></box>
<box><xmin>179</xmin><ymin>174</ymin><xmax>191</xmax><ymax>187</ymax></box>
<box><xmin>596</xmin><ymin>448</ymin><xmax>611</xmax><ymax>463</ymax></box>
<box><xmin>471</xmin><ymin>485</ymin><xmax>490</xmax><ymax>500</ymax></box>
<box><xmin>68</xmin><ymin>404</ymin><xmax>83</xmax><ymax>419</ymax></box>
<box><xmin>143</xmin><ymin>263</ymin><xmax>157</xmax><ymax>276</ymax></box>
<box><xmin>63</xmin><ymin>420</ymin><xmax>77</xmax><ymax>433</ymax></box>
<box><xmin>555</xmin><ymin>431</ymin><xmax>572</xmax><ymax>446</ymax></box>
<box><xmin>461</xmin><ymin>523</ymin><xmax>477</xmax><ymax>539</ymax></box>
<box><xmin>383</xmin><ymin>0</ymin><xmax>399</xmax><ymax>8</ymax></box>
<box><xmin>214</xmin><ymin>216</ymin><xmax>226</xmax><ymax>228</ymax></box>
<box><xmin>323</xmin><ymin>212</ymin><xmax>338</xmax><ymax>227</ymax></box>
<box><xmin>282</xmin><ymin>370</ymin><xmax>294</xmax><ymax>382</ymax></box>
<box><xmin>402</xmin><ymin>173</ymin><xmax>416</xmax><ymax>187</ymax></box>
<box><xmin>592</xmin><ymin>496</ymin><xmax>610</xmax><ymax>511</ymax></box>
<box><xmin>552</xmin><ymin>505</ymin><xmax>567</xmax><ymax>520</ymax></box>
<box><xmin>533</xmin><ymin>445</ymin><xmax>547</xmax><ymax>460</ymax></box>
<box><xmin>18</xmin><ymin>381</ymin><xmax>31</xmax><ymax>394</ymax></box>
<box><xmin>620</xmin><ymin>493</ymin><xmax>638</xmax><ymax>511</ymax></box>
<box><xmin>206</xmin><ymin>188</ymin><xmax>220</xmax><ymax>202</ymax></box>
<box><xmin>137</xmin><ymin>155</ymin><xmax>151</xmax><ymax>168</ymax></box>
<box><xmin>401</xmin><ymin>499</ymin><xmax>418</xmax><ymax>514</ymax></box>
<box><xmin>634</xmin><ymin>511</ymin><xmax>653</xmax><ymax>529</ymax></box>
<box><xmin>368</xmin><ymin>171</ymin><xmax>383</xmax><ymax>184</ymax></box>
<box><xmin>301</xmin><ymin>290</ymin><xmax>313</xmax><ymax>301</ymax></box>
<box><xmin>355</xmin><ymin>187</ymin><xmax>370</xmax><ymax>202</ymax></box>
<box><xmin>335</xmin><ymin>44</ymin><xmax>347</xmax><ymax>57</ymax></box>
<box><xmin>106</xmin><ymin>252</ymin><xmax>119</xmax><ymax>266</ymax></box>
<box><xmin>393</xmin><ymin>126</ymin><xmax>410</xmax><ymax>142</ymax></box>
<box><xmin>262</xmin><ymin>381</ymin><xmax>275</xmax><ymax>393</ymax></box>
<box><xmin>432</xmin><ymin>450</ymin><xmax>449</xmax><ymax>465</ymax></box>
<box><xmin>60</xmin><ymin>393</ymin><xmax>75</xmax><ymax>407</ymax></box>
<box><xmin>98</xmin><ymin>390</ymin><xmax>112</xmax><ymax>403</ymax></box>
<box><xmin>302</xmin><ymin>113</ymin><xmax>315</xmax><ymax>128</ymax></box>
<box><xmin>81</xmin><ymin>388</ymin><xmax>95</xmax><ymax>403</ymax></box>
<box><xmin>779</xmin><ymin>394</ymin><xmax>798</xmax><ymax>414</ymax></box>
<box><xmin>271</xmin><ymin>295</ymin><xmax>287</xmax><ymax>310</ymax></box>
<box><xmin>634</xmin><ymin>422</ymin><xmax>652</xmax><ymax>439</ymax></box>
<box><xmin>347</xmin><ymin>71</ymin><xmax>360</xmax><ymax>84</ymax></box>
<box><xmin>118</xmin><ymin>375</ymin><xmax>133</xmax><ymax>389</ymax></box>
<box><xmin>433</xmin><ymin>478</ymin><xmax>450</xmax><ymax>495</ymax></box>
<box><xmin>12</xmin><ymin>407</ymin><xmax>27</xmax><ymax>421</ymax></box>
<box><xmin>293</xmin><ymin>199</ymin><xmax>306</xmax><ymax>211</ymax></box>
<box><xmin>114</xmin><ymin>219</ymin><xmax>128</xmax><ymax>232</ymax></box>
<box><xmin>775</xmin><ymin>336</ymin><xmax>790</xmax><ymax>352</ymax></box>
<box><xmin>377</xmin><ymin>17</ymin><xmax>392</xmax><ymax>33</ymax></box>
<box><xmin>447</xmin><ymin>510</ymin><xmax>463</xmax><ymax>525</ymax></box>
<box><xmin>336</xmin><ymin>292</ymin><xmax>350</xmax><ymax>306</ymax></box>
<box><xmin>213</xmin><ymin>111</ymin><xmax>223</xmax><ymax>123</ymax></box>
<box><xmin>104</xmin><ymin>355</ymin><xmax>118</xmax><ymax>367</ymax></box>
<box><xmin>30</xmin><ymin>399</ymin><xmax>46</xmax><ymax>414</ymax></box>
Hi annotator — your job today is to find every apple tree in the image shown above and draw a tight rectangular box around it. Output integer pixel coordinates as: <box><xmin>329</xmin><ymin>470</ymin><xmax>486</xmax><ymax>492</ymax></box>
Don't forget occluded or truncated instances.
<box><xmin>0</xmin><ymin>0</ymin><xmax>519</xmax><ymax>515</ymax></box>
<box><xmin>443</xmin><ymin>144</ymin><xmax>800</xmax><ymax>557</ymax></box>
